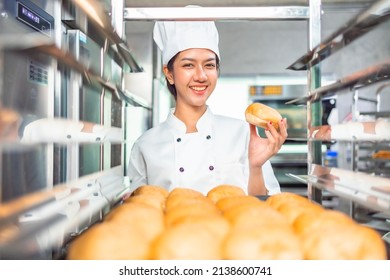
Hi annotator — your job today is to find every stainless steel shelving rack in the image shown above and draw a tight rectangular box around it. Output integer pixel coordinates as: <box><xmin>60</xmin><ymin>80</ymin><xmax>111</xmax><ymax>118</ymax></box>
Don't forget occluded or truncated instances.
<box><xmin>0</xmin><ymin>0</ymin><xmax>326</xmax><ymax>259</ymax></box>
<box><xmin>0</xmin><ymin>0</ymin><xmax>142</xmax><ymax>259</ymax></box>
<box><xmin>287</xmin><ymin>0</ymin><xmax>390</xmax><ymax>227</ymax></box>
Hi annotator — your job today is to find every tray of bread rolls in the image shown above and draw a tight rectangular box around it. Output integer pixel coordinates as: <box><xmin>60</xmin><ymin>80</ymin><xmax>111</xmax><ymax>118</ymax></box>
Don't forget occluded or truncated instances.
<box><xmin>65</xmin><ymin>184</ymin><xmax>389</xmax><ymax>260</ymax></box>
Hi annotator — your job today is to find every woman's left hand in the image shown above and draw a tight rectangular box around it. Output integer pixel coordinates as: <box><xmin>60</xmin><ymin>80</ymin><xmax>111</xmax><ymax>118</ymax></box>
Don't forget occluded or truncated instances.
<box><xmin>248</xmin><ymin>118</ymin><xmax>288</xmax><ymax>168</ymax></box>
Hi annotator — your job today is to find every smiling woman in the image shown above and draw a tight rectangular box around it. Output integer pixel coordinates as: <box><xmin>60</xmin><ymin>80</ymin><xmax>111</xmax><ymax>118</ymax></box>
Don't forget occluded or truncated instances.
<box><xmin>164</xmin><ymin>48</ymin><xmax>219</xmax><ymax>116</ymax></box>
<box><xmin>126</xmin><ymin>9</ymin><xmax>288</xmax><ymax>197</ymax></box>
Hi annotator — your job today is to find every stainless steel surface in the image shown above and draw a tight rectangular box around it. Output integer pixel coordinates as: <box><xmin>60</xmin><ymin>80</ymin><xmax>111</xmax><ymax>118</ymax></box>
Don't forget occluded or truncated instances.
<box><xmin>288</xmin><ymin>0</ymin><xmax>390</xmax><ymax>70</ymax></box>
<box><xmin>0</xmin><ymin>166</ymin><xmax>125</xmax><ymax>259</ymax></box>
<box><xmin>124</xmin><ymin>0</ymin><xmax>376</xmax><ymax>7</ymax></box>
<box><xmin>65</xmin><ymin>0</ymin><xmax>143</xmax><ymax>72</ymax></box>
<box><xmin>1</xmin><ymin>0</ymin><xmax>56</xmax><ymax>204</ymax></box>
<box><xmin>306</xmin><ymin>0</ymin><xmax>324</xmax><ymax>203</ymax></box>
<box><xmin>270</xmin><ymin>144</ymin><xmax>308</xmax><ymax>187</ymax></box>
<box><xmin>287</xmin><ymin>60</ymin><xmax>390</xmax><ymax>105</ymax></box>
<box><xmin>0</xmin><ymin>0</ymin><xmax>130</xmax><ymax>259</ymax></box>
<box><xmin>292</xmin><ymin>164</ymin><xmax>390</xmax><ymax>215</ymax></box>
<box><xmin>124</xmin><ymin>6</ymin><xmax>309</xmax><ymax>21</ymax></box>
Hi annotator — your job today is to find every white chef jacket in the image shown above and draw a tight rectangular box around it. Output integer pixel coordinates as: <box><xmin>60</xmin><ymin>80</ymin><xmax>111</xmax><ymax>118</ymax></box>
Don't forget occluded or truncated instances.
<box><xmin>127</xmin><ymin>107</ymin><xmax>280</xmax><ymax>195</ymax></box>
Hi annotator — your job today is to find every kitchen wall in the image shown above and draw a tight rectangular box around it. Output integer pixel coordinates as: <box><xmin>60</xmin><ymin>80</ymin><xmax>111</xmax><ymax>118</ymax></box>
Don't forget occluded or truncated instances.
<box><xmin>123</xmin><ymin>2</ymin><xmax>378</xmax><ymax>123</ymax></box>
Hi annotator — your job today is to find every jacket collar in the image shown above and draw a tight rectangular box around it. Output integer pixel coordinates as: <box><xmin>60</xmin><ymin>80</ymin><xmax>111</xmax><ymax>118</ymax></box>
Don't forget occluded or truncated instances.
<box><xmin>166</xmin><ymin>106</ymin><xmax>213</xmax><ymax>134</ymax></box>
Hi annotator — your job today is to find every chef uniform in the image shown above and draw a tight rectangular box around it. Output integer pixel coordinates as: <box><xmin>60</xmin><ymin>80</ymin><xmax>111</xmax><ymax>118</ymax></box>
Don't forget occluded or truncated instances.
<box><xmin>128</xmin><ymin>107</ymin><xmax>280</xmax><ymax>195</ymax></box>
<box><xmin>127</xmin><ymin>11</ymin><xmax>280</xmax><ymax>195</ymax></box>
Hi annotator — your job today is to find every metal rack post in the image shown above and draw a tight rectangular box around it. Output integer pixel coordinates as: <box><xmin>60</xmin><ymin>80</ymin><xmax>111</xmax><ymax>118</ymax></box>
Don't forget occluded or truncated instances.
<box><xmin>307</xmin><ymin>0</ymin><xmax>323</xmax><ymax>203</ymax></box>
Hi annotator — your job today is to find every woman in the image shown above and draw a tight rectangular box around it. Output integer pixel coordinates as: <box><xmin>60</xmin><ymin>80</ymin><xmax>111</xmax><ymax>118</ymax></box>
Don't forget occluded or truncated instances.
<box><xmin>127</xmin><ymin>20</ymin><xmax>288</xmax><ymax>196</ymax></box>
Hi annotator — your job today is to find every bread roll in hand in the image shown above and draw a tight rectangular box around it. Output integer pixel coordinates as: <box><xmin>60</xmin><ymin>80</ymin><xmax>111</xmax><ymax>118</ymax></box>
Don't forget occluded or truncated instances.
<box><xmin>245</xmin><ymin>103</ymin><xmax>282</xmax><ymax>130</ymax></box>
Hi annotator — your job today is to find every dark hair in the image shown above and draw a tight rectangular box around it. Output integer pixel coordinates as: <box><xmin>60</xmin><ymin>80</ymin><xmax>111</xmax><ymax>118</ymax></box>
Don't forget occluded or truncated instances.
<box><xmin>165</xmin><ymin>52</ymin><xmax>220</xmax><ymax>100</ymax></box>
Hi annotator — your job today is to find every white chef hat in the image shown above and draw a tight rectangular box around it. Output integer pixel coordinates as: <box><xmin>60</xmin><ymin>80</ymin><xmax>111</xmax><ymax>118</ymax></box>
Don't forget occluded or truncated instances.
<box><xmin>153</xmin><ymin>8</ymin><xmax>220</xmax><ymax>65</ymax></box>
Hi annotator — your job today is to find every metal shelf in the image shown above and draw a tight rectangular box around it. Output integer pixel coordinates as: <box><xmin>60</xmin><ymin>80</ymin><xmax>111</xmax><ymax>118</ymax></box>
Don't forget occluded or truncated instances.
<box><xmin>360</xmin><ymin>111</ymin><xmax>390</xmax><ymax>118</ymax></box>
<box><xmin>287</xmin><ymin>0</ymin><xmax>390</xmax><ymax>71</ymax></box>
<box><xmin>287</xmin><ymin>164</ymin><xmax>390</xmax><ymax>216</ymax></box>
<box><xmin>308</xmin><ymin>120</ymin><xmax>390</xmax><ymax>142</ymax></box>
<box><xmin>286</xmin><ymin>60</ymin><xmax>390</xmax><ymax>105</ymax></box>
<box><xmin>123</xmin><ymin>6</ymin><xmax>310</xmax><ymax>21</ymax></box>
<box><xmin>16</xmin><ymin>43</ymin><xmax>143</xmax><ymax>106</ymax></box>
<box><xmin>66</xmin><ymin>0</ymin><xmax>143</xmax><ymax>73</ymax></box>
<box><xmin>0</xmin><ymin>166</ymin><xmax>126</xmax><ymax>259</ymax></box>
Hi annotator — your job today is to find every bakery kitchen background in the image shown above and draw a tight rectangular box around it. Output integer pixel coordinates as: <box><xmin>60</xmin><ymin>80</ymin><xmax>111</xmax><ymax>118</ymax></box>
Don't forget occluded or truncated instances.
<box><xmin>0</xmin><ymin>0</ymin><xmax>389</xmax><ymax>260</ymax></box>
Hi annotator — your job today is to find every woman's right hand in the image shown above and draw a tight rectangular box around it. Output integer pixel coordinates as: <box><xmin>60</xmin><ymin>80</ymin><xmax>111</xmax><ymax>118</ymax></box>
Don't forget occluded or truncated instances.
<box><xmin>248</xmin><ymin>118</ymin><xmax>288</xmax><ymax>168</ymax></box>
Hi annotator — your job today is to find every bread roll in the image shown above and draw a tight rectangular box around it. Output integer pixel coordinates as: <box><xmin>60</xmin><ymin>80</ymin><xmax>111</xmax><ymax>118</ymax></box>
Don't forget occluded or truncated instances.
<box><xmin>303</xmin><ymin>223</ymin><xmax>387</xmax><ymax>260</ymax></box>
<box><xmin>165</xmin><ymin>201</ymin><xmax>221</xmax><ymax>226</ymax></box>
<box><xmin>216</xmin><ymin>195</ymin><xmax>263</xmax><ymax>212</ymax></box>
<box><xmin>223</xmin><ymin>202</ymin><xmax>289</xmax><ymax>230</ymax></box>
<box><xmin>245</xmin><ymin>103</ymin><xmax>282</xmax><ymax>130</ymax></box>
<box><xmin>165</xmin><ymin>194</ymin><xmax>213</xmax><ymax>212</ymax></box>
<box><xmin>67</xmin><ymin>222</ymin><xmax>149</xmax><ymax>260</ymax></box>
<box><xmin>151</xmin><ymin>223</ymin><xmax>223</xmax><ymax>260</ymax></box>
<box><xmin>124</xmin><ymin>193</ymin><xmax>166</xmax><ymax>212</ymax></box>
<box><xmin>222</xmin><ymin>199</ymin><xmax>267</xmax><ymax>220</ymax></box>
<box><xmin>131</xmin><ymin>185</ymin><xmax>169</xmax><ymax>198</ymax></box>
<box><xmin>265</xmin><ymin>192</ymin><xmax>313</xmax><ymax>210</ymax></box>
<box><xmin>104</xmin><ymin>202</ymin><xmax>165</xmax><ymax>242</ymax></box>
<box><xmin>168</xmin><ymin>187</ymin><xmax>204</xmax><ymax>198</ymax></box>
<box><xmin>170</xmin><ymin>214</ymin><xmax>231</xmax><ymax>240</ymax></box>
<box><xmin>293</xmin><ymin>209</ymin><xmax>356</xmax><ymax>239</ymax></box>
<box><xmin>276</xmin><ymin>200</ymin><xmax>324</xmax><ymax>225</ymax></box>
<box><xmin>223</xmin><ymin>224</ymin><xmax>303</xmax><ymax>260</ymax></box>
<box><xmin>372</xmin><ymin>150</ymin><xmax>390</xmax><ymax>159</ymax></box>
<box><xmin>230</xmin><ymin>203</ymin><xmax>289</xmax><ymax>229</ymax></box>
<box><xmin>207</xmin><ymin>185</ymin><xmax>246</xmax><ymax>203</ymax></box>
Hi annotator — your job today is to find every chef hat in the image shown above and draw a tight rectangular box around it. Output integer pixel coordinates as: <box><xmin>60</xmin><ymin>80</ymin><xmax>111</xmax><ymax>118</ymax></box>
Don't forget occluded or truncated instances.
<box><xmin>153</xmin><ymin>8</ymin><xmax>220</xmax><ymax>65</ymax></box>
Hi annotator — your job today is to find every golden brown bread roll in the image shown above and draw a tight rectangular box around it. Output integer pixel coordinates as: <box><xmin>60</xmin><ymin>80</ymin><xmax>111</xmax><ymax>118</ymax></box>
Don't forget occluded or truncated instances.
<box><xmin>168</xmin><ymin>187</ymin><xmax>204</xmax><ymax>199</ymax></box>
<box><xmin>104</xmin><ymin>202</ymin><xmax>165</xmax><ymax>242</ymax></box>
<box><xmin>222</xmin><ymin>199</ymin><xmax>268</xmax><ymax>220</ymax></box>
<box><xmin>302</xmin><ymin>223</ymin><xmax>387</xmax><ymax>260</ymax></box>
<box><xmin>245</xmin><ymin>103</ymin><xmax>282</xmax><ymax>130</ymax></box>
<box><xmin>124</xmin><ymin>193</ymin><xmax>166</xmax><ymax>212</ymax></box>
<box><xmin>206</xmin><ymin>185</ymin><xmax>246</xmax><ymax>203</ymax></box>
<box><xmin>216</xmin><ymin>195</ymin><xmax>263</xmax><ymax>213</ymax></box>
<box><xmin>67</xmin><ymin>222</ymin><xmax>149</xmax><ymax>260</ymax></box>
<box><xmin>223</xmin><ymin>224</ymin><xmax>304</xmax><ymax>260</ymax></box>
<box><xmin>165</xmin><ymin>194</ymin><xmax>214</xmax><ymax>212</ymax></box>
<box><xmin>150</xmin><ymin>223</ymin><xmax>223</xmax><ymax>260</ymax></box>
<box><xmin>266</xmin><ymin>192</ymin><xmax>326</xmax><ymax>225</ymax></box>
<box><xmin>223</xmin><ymin>202</ymin><xmax>289</xmax><ymax>230</ymax></box>
<box><xmin>372</xmin><ymin>150</ymin><xmax>390</xmax><ymax>159</ymax></box>
<box><xmin>265</xmin><ymin>192</ymin><xmax>313</xmax><ymax>210</ymax></box>
<box><xmin>131</xmin><ymin>185</ymin><xmax>169</xmax><ymax>198</ymax></box>
<box><xmin>164</xmin><ymin>201</ymin><xmax>221</xmax><ymax>226</ymax></box>
<box><xmin>293</xmin><ymin>209</ymin><xmax>356</xmax><ymax>239</ymax></box>
<box><xmin>169</xmin><ymin>214</ymin><xmax>231</xmax><ymax>240</ymax></box>
<box><xmin>292</xmin><ymin>208</ymin><xmax>387</xmax><ymax>259</ymax></box>
<box><xmin>276</xmin><ymin>200</ymin><xmax>324</xmax><ymax>225</ymax></box>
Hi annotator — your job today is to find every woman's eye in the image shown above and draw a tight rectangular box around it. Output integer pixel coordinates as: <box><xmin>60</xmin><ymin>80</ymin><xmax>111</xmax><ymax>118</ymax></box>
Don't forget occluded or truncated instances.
<box><xmin>183</xmin><ymin>63</ymin><xmax>193</xmax><ymax>68</ymax></box>
<box><xmin>205</xmin><ymin>63</ymin><xmax>216</xmax><ymax>68</ymax></box>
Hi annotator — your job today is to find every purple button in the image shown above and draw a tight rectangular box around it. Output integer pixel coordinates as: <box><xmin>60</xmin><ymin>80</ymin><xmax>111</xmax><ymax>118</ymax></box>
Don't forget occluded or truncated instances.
<box><xmin>179</xmin><ymin>167</ymin><xmax>184</xmax><ymax>172</ymax></box>
<box><xmin>209</xmin><ymin>166</ymin><xmax>214</xmax><ymax>171</ymax></box>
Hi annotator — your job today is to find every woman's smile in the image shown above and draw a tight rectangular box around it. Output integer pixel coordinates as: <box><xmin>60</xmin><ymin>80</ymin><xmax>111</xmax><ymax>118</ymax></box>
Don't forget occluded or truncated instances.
<box><xmin>190</xmin><ymin>85</ymin><xmax>208</xmax><ymax>95</ymax></box>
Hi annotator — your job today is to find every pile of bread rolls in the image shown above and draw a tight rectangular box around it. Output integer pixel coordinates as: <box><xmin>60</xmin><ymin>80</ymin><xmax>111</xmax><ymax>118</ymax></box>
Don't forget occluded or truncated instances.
<box><xmin>67</xmin><ymin>185</ymin><xmax>387</xmax><ymax>260</ymax></box>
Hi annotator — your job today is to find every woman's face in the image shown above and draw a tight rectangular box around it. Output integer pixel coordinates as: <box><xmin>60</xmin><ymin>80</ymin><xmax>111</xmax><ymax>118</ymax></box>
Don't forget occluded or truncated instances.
<box><xmin>164</xmin><ymin>48</ymin><xmax>218</xmax><ymax>108</ymax></box>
